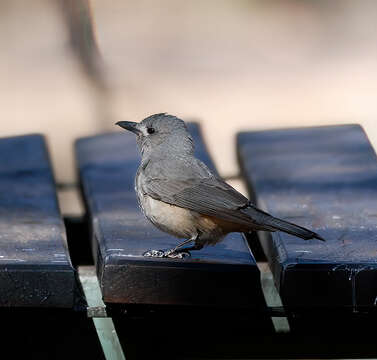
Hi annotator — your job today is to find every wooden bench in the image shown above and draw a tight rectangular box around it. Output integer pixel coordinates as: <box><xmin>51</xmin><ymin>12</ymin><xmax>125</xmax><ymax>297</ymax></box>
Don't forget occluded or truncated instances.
<box><xmin>237</xmin><ymin>124</ymin><xmax>377</xmax><ymax>331</ymax></box>
<box><xmin>2</xmin><ymin>125</ymin><xmax>377</xmax><ymax>358</ymax></box>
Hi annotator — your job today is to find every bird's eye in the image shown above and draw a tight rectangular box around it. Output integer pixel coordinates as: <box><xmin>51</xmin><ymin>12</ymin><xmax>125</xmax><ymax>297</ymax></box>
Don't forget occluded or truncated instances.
<box><xmin>147</xmin><ymin>127</ymin><xmax>155</xmax><ymax>134</ymax></box>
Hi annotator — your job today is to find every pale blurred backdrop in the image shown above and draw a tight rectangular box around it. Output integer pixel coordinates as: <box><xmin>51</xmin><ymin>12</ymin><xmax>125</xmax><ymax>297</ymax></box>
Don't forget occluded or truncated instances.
<box><xmin>1</xmin><ymin>0</ymin><xmax>377</xmax><ymax>213</ymax></box>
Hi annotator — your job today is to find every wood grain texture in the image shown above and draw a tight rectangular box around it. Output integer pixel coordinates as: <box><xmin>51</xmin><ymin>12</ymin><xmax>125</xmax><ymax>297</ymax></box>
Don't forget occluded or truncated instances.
<box><xmin>0</xmin><ymin>135</ymin><xmax>75</xmax><ymax>307</ymax></box>
<box><xmin>237</xmin><ymin>124</ymin><xmax>377</xmax><ymax>311</ymax></box>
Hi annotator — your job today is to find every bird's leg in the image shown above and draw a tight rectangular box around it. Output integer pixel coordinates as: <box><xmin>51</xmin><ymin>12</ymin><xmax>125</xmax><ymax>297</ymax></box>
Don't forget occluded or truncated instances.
<box><xmin>143</xmin><ymin>233</ymin><xmax>201</xmax><ymax>259</ymax></box>
<box><xmin>164</xmin><ymin>243</ymin><xmax>204</xmax><ymax>258</ymax></box>
<box><xmin>167</xmin><ymin>237</ymin><xmax>196</xmax><ymax>254</ymax></box>
<box><xmin>170</xmin><ymin>242</ymin><xmax>203</xmax><ymax>254</ymax></box>
<box><xmin>163</xmin><ymin>233</ymin><xmax>203</xmax><ymax>258</ymax></box>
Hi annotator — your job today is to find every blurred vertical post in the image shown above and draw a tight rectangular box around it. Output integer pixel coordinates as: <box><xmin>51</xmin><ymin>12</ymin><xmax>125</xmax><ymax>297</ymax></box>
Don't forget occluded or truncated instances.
<box><xmin>57</xmin><ymin>0</ymin><xmax>112</xmax><ymax>129</ymax></box>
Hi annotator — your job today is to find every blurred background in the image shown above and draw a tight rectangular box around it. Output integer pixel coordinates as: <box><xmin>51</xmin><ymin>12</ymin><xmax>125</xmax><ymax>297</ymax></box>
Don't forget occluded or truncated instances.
<box><xmin>1</xmin><ymin>0</ymin><xmax>377</xmax><ymax>213</ymax></box>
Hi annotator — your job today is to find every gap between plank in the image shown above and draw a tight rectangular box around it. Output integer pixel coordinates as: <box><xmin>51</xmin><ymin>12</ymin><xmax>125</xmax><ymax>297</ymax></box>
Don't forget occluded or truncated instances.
<box><xmin>78</xmin><ymin>266</ymin><xmax>126</xmax><ymax>360</ymax></box>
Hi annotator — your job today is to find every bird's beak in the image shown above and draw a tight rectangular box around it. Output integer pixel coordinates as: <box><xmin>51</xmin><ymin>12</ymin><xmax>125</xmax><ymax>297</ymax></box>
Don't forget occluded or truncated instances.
<box><xmin>116</xmin><ymin>121</ymin><xmax>141</xmax><ymax>134</ymax></box>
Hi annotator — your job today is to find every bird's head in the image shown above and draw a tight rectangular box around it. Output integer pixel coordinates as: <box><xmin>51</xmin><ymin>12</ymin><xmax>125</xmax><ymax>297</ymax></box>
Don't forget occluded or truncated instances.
<box><xmin>116</xmin><ymin>113</ymin><xmax>194</xmax><ymax>158</ymax></box>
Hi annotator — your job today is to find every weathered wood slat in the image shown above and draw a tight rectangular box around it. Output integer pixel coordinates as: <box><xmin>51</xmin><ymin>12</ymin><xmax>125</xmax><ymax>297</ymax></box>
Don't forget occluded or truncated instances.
<box><xmin>0</xmin><ymin>135</ymin><xmax>75</xmax><ymax>307</ymax></box>
<box><xmin>76</xmin><ymin>123</ymin><xmax>266</xmax><ymax>308</ymax></box>
<box><xmin>237</xmin><ymin>124</ymin><xmax>377</xmax><ymax>311</ymax></box>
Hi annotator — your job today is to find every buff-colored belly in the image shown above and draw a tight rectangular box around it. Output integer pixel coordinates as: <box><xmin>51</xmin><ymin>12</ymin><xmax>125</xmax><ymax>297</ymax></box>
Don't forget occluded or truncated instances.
<box><xmin>137</xmin><ymin>169</ymin><xmax>247</xmax><ymax>245</ymax></box>
<box><xmin>142</xmin><ymin>195</ymin><xmax>197</xmax><ymax>237</ymax></box>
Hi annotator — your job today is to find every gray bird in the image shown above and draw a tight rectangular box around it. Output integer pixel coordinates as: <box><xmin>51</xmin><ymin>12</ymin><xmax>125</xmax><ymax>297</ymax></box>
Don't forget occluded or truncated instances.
<box><xmin>116</xmin><ymin>113</ymin><xmax>324</xmax><ymax>258</ymax></box>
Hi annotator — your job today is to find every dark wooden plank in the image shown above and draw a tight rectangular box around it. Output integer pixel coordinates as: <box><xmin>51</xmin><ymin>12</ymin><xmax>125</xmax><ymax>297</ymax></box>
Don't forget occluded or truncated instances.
<box><xmin>237</xmin><ymin>124</ymin><xmax>377</xmax><ymax>312</ymax></box>
<box><xmin>0</xmin><ymin>134</ymin><xmax>76</xmax><ymax>307</ymax></box>
<box><xmin>76</xmin><ymin>123</ymin><xmax>265</xmax><ymax>308</ymax></box>
<box><xmin>0</xmin><ymin>309</ymin><xmax>106</xmax><ymax>359</ymax></box>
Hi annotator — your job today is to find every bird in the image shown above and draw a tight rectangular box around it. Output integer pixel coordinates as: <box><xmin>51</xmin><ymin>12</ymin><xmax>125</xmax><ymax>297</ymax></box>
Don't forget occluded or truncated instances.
<box><xmin>116</xmin><ymin>113</ymin><xmax>324</xmax><ymax>259</ymax></box>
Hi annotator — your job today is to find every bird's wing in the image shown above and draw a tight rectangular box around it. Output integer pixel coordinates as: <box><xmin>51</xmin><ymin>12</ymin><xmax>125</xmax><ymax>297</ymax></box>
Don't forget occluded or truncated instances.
<box><xmin>141</xmin><ymin>157</ymin><xmax>264</xmax><ymax>227</ymax></box>
<box><xmin>140</xmin><ymin>157</ymin><xmax>324</xmax><ymax>241</ymax></box>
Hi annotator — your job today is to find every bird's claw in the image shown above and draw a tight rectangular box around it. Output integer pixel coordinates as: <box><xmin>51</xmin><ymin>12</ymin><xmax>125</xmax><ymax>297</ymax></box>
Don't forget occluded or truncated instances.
<box><xmin>143</xmin><ymin>249</ymin><xmax>191</xmax><ymax>259</ymax></box>
<box><xmin>165</xmin><ymin>250</ymin><xmax>191</xmax><ymax>259</ymax></box>
<box><xmin>143</xmin><ymin>249</ymin><xmax>165</xmax><ymax>257</ymax></box>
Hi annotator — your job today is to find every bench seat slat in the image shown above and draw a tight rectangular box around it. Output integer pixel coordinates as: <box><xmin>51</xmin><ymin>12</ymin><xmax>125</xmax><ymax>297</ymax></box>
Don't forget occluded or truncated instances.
<box><xmin>237</xmin><ymin>124</ymin><xmax>377</xmax><ymax>310</ymax></box>
<box><xmin>0</xmin><ymin>135</ymin><xmax>75</xmax><ymax>307</ymax></box>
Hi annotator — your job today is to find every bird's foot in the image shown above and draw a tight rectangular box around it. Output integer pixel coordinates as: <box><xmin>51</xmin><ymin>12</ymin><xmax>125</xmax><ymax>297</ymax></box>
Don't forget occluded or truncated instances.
<box><xmin>143</xmin><ymin>249</ymin><xmax>165</xmax><ymax>257</ymax></box>
<box><xmin>143</xmin><ymin>249</ymin><xmax>191</xmax><ymax>259</ymax></box>
<box><xmin>164</xmin><ymin>249</ymin><xmax>191</xmax><ymax>259</ymax></box>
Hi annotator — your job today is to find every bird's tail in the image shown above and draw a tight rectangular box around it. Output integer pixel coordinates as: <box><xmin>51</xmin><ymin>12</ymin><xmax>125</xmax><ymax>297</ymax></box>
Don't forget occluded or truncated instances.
<box><xmin>264</xmin><ymin>216</ymin><xmax>325</xmax><ymax>241</ymax></box>
<box><xmin>245</xmin><ymin>206</ymin><xmax>325</xmax><ymax>241</ymax></box>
